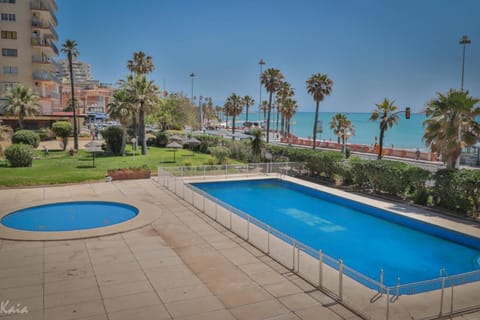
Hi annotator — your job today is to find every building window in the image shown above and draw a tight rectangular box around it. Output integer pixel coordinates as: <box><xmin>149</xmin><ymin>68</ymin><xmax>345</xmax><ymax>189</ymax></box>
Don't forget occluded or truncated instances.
<box><xmin>1</xmin><ymin>31</ymin><xmax>17</xmax><ymax>39</ymax></box>
<box><xmin>1</xmin><ymin>82</ymin><xmax>19</xmax><ymax>92</ymax></box>
<box><xmin>0</xmin><ymin>0</ymin><xmax>16</xmax><ymax>3</ymax></box>
<box><xmin>3</xmin><ymin>66</ymin><xmax>17</xmax><ymax>74</ymax></box>
<box><xmin>0</xmin><ymin>13</ymin><xmax>16</xmax><ymax>21</ymax></box>
<box><xmin>2</xmin><ymin>48</ymin><xmax>17</xmax><ymax>57</ymax></box>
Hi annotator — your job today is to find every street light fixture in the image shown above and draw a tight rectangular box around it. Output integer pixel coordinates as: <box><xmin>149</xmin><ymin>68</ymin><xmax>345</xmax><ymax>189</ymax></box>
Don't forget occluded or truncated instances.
<box><xmin>459</xmin><ymin>35</ymin><xmax>471</xmax><ymax>91</ymax></box>
<box><xmin>190</xmin><ymin>72</ymin><xmax>195</xmax><ymax>101</ymax></box>
<box><xmin>258</xmin><ymin>59</ymin><xmax>266</xmax><ymax>121</ymax></box>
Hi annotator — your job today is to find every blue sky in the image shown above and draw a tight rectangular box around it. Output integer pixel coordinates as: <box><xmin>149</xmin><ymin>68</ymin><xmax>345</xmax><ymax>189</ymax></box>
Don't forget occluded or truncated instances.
<box><xmin>56</xmin><ymin>0</ymin><xmax>480</xmax><ymax>113</ymax></box>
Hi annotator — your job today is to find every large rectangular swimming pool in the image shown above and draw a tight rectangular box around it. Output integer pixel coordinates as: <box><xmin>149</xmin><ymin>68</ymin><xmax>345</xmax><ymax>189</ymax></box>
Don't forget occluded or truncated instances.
<box><xmin>192</xmin><ymin>179</ymin><xmax>480</xmax><ymax>287</ymax></box>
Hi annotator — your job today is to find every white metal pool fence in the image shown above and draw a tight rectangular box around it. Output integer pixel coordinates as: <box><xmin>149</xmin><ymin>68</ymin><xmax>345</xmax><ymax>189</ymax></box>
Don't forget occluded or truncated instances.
<box><xmin>157</xmin><ymin>163</ymin><xmax>480</xmax><ymax>320</ymax></box>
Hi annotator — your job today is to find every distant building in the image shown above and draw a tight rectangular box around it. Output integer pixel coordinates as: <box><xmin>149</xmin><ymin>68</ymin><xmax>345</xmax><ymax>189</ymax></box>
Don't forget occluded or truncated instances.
<box><xmin>60</xmin><ymin>80</ymin><xmax>113</xmax><ymax>120</ymax></box>
<box><xmin>56</xmin><ymin>58</ymin><xmax>92</xmax><ymax>83</ymax></box>
<box><xmin>0</xmin><ymin>0</ymin><xmax>60</xmax><ymax>114</ymax></box>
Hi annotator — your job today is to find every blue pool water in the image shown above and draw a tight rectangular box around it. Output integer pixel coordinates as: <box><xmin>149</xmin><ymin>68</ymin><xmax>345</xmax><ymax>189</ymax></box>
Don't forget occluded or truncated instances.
<box><xmin>192</xmin><ymin>179</ymin><xmax>480</xmax><ymax>287</ymax></box>
<box><xmin>1</xmin><ymin>201</ymin><xmax>138</xmax><ymax>232</ymax></box>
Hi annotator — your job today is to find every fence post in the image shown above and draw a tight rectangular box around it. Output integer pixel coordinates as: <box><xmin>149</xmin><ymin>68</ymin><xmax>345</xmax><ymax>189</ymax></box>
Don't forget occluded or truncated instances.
<box><xmin>229</xmin><ymin>207</ymin><xmax>232</xmax><ymax>230</ymax></box>
<box><xmin>291</xmin><ymin>242</ymin><xmax>296</xmax><ymax>271</ymax></box>
<box><xmin>386</xmin><ymin>287</ymin><xmax>390</xmax><ymax>320</ymax></box>
<box><xmin>318</xmin><ymin>250</ymin><xmax>323</xmax><ymax>288</ymax></box>
<box><xmin>203</xmin><ymin>165</ymin><xmax>206</xmax><ymax>179</ymax></box>
<box><xmin>296</xmin><ymin>245</ymin><xmax>300</xmax><ymax>273</ymax></box>
<box><xmin>215</xmin><ymin>199</ymin><xmax>218</xmax><ymax>221</ymax></box>
<box><xmin>450</xmin><ymin>284</ymin><xmax>454</xmax><ymax>315</ymax></box>
<box><xmin>339</xmin><ymin>259</ymin><xmax>343</xmax><ymax>301</ymax></box>
<box><xmin>439</xmin><ymin>277</ymin><xmax>445</xmax><ymax>316</ymax></box>
<box><xmin>267</xmin><ymin>226</ymin><xmax>271</xmax><ymax>254</ymax></box>
<box><xmin>246</xmin><ymin>216</ymin><xmax>250</xmax><ymax>241</ymax></box>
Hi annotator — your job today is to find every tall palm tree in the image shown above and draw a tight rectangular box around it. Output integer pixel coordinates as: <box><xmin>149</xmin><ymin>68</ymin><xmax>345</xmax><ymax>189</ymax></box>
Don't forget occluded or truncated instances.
<box><xmin>243</xmin><ymin>95</ymin><xmax>255</xmax><ymax>122</ymax></box>
<box><xmin>250</xmin><ymin>128</ymin><xmax>264</xmax><ymax>162</ymax></box>
<box><xmin>280</xmin><ymin>98</ymin><xmax>298</xmax><ymax>136</ymax></box>
<box><xmin>61</xmin><ymin>39</ymin><xmax>79</xmax><ymax>150</ymax></box>
<box><xmin>107</xmin><ymin>89</ymin><xmax>135</xmax><ymax>155</ymax></box>
<box><xmin>4</xmin><ymin>85</ymin><xmax>40</xmax><ymax>129</ymax></box>
<box><xmin>423</xmin><ymin>89</ymin><xmax>480</xmax><ymax>169</ymax></box>
<box><xmin>276</xmin><ymin>81</ymin><xmax>294</xmax><ymax>134</ymax></box>
<box><xmin>225</xmin><ymin>93</ymin><xmax>243</xmax><ymax>138</ymax></box>
<box><xmin>127</xmin><ymin>51</ymin><xmax>154</xmax><ymax>75</ymax></box>
<box><xmin>261</xmin><ymin>68</ymin><xmax>284</xmax><ymax>143</ymax></box>
<box><xmin>329</xmin><ymin>113</ymin><xmax>355</xmax><ymax>144</ymax></box>
<box><xmin>369</xmin><ymin>98</ymin><xmax>399</xmax><ymax>160</ymax></box>
<box><xmin>306</xmin><ymin>73</ymin><xmax>333</xmax><ymax>150</ymax></box>
<box><xmin>119</xmin><ymin>75</ymin><xmax>159</xmax><ymax>155</ymax></box>
<box><xmin>260</xmin><ymin>100</ymin><xmax>268</xmax><ymax>121</ymax></box>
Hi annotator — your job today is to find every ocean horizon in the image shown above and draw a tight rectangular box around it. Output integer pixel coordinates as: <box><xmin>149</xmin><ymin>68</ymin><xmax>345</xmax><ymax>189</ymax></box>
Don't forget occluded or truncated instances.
<box><xmin>235</xmin><ymin>111</ymin><xmax>428</xmax><ymax>150</ymax></box>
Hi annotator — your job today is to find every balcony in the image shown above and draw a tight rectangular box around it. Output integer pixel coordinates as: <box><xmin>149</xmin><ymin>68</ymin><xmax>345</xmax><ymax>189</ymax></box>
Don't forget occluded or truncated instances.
<box><xmin>31</xmin><ymin>37</ymin><xmax>59</xmax><ymax>55</ymax></box>
<box><xmin>31</xmin><ymin>19</ymin><xmax>59</xmax><ymax>40</ymax></box>
<box><xmin>32</xmin><ymin>55</ymin><xmax>50</xmax><ymax>64</ymax></box>
<box><xmin>33</xmin><ymin>71</ymin><xmax>59</xmax><ymax>83</ymax></box>
<box><xmin>30</xmin><ymin>1</ymin><xmax>58</xmax><ymax>26</ymax></box>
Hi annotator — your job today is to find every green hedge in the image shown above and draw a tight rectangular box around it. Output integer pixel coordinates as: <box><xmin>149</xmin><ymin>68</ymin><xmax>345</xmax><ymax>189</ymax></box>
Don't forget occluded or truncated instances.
<box><xmin>51</xmin><ymin>121</ymin><xmax>72</xmax><ymax>151</ymax></box>
<box><xmin>5</xmin><ymin>144</ymin><xmax>34</xmax><ymax>167</ymax></box>
<box><xmin>102</xmin><ymin>126</ymin><xmax>124</xmax><ymax>155</ymax></box>
<box><xmin>12</xmin><ymin>130</ymin><xmax>40</xmax><ymax>148</ymax></box>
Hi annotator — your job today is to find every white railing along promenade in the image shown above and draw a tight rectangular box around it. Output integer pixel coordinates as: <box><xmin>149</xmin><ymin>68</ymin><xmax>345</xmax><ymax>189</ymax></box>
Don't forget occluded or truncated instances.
<box><xmin>156</xmin><ymin>163</ymin><xmax>480</xmax><ymax>320</ymax></box>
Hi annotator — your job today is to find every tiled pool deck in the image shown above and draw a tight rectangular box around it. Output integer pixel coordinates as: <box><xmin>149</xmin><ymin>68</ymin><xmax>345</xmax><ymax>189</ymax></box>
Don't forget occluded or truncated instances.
<box><xmin>0</xmin><ymin>179</ymin><xmax>478</xmax><ymax>320</ymax></box>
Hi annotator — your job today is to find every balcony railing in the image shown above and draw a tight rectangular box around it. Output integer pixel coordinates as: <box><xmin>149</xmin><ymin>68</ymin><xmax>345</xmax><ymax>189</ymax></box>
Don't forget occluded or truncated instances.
<box><xmin>30</xmin><ymin>1</ymin><xmax>58</xmax><ymax>26</ymax></box>
<box><xmin>32</xmin><ymin>55</ymin><xmax>50</xmax><ymax>63</ymax></box>
<box><xmin>31</xmin><ymin>37</ymin><xmax>59</xmax><ymax>55</ymax></box>
<box><xmin>31</xmin><ymin>19</ymin><xmax>59</xmax><ymax>40</ymax></box>
<box><xmin>33</xmin><ymin>71</ymin><xmax>59</xmax><ymax>82</ymax></box>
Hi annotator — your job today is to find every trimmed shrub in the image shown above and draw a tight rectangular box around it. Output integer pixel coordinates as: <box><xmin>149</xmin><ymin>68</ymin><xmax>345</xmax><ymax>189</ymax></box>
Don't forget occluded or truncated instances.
<box><xmin>5</xmin><ymin>144</ymin><xmax>33</xmax><ymax>167</ymax></box>
<box><xmin>101</xmin><ymin>126</ymin><xmax>124</xmax><ymax>155</ymax></box>
<box><xmin>147</xmin><ymin>131</ymin><xmax>169</xmax><ymax>147</ymax></box>
<box><xmin>12</xmin><ymin>130</ymin><xmax>40</xmax><ymax>148</ymax></box>
<box><xmin>209</xmin><ymin>146</ymin><xmax>230</xmax><ymax>164</ymax></box>
<box><xmin>196</xmin><ymin>135</ymin><xmax>221</xmax><ymax>153</ymax></box>
<box><xmin>37</xmin><ymin>128</ymin><xmax>56</xmax><ymax>141</ymax></box>
<box><xmin>51</xmin><ymin>121</ymin><xmax>72</xmax><ymax>151</ymax></box>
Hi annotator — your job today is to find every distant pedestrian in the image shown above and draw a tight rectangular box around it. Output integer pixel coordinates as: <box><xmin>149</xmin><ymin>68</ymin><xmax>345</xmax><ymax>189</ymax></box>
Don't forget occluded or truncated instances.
<box><xmin>415</xmin><ymin>148</ymin><xmax>420</xmax><ymax>160</ymax></box>
<box><xmin>43</xmin><ymin>145</ymin><xmax>48</xmax><ymax>156</ymax></box>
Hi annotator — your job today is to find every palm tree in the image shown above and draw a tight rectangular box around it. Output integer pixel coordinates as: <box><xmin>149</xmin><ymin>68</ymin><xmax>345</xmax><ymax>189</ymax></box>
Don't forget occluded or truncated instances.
<box><xmin>260</xmin><ymin>100</ymin><xmax>268</xmax><ymax>121</ymax></box>
<box><xmin>119</xmin><ymin>75</ymin><xmax>159</xmax><ymax>155</ymax></box>
<box><xmin>4</xmin><ymin>85</ymin><xmax>40</xmax><ymax>129</ymax></box>
<box><xmin>61</xmin><ymin>39</ymin><xmax>79</xmax><ymax>150</ymax></box>
<box><xmin>225</xmin><ymin>93</ymin><xmax>243</xmax><ymax>138</ymax></box>
<box><xmin>127</xmin><ymin>51</ymin><xmax>154</xmax><ymax>75</ymax></box>
<box><xmin>329</xmin><ymin>113</ymin><xmax>355</xmax><ymax>144</ymax></box>
<box><xmin>423</xmin><ymin>89</ymin><xmax>480</xmax><ymax>169</ymax></box>
<box><xmin>107</xmin><ymin>89</ymin><xmax>135</xmax><ymax>155</ymax></box>
<box><xmin>250</xmin><ymin>128</ymin><xmax>264</xmax><ymax>162</ymax></box>
<box><xmin>280</xmin><ymin>98</ymin><xmax>298</xmax><ymax>137</ymax></box>
<box><xmin>369</xmin><ymin>98</ymin><xmax>399</xmax><ymax>160</ymax></box>
<box><xmin>276</xmin><ymin>81</ymin><xmax>294</xmax><ymax>134</ymax></box>
<box><xmin>243</xmin><ymin>95</ymin><xmax>255</xmax><ymax>122</ymax></box>
<box><xmin>306</xmin><ymin>73</ymin><xmax>333</xmax><ymax>150</ymax></box>
<box><xmin>261</xmin><ymin>68</ymin><xmax>284</xmax><ymax>143</ymax></box>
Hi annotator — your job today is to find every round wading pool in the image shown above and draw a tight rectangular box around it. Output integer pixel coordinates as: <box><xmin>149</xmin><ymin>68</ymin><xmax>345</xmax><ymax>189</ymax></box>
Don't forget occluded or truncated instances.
<box><xmin>1</xmin><ymin>201</ymin><xmax>139</xmax><ymax>232</ymax></box>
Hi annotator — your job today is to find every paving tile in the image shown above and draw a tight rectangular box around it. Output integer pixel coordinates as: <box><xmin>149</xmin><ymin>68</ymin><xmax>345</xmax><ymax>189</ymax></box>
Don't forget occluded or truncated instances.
<box><xmin>95</xmin><ymin>270</ymin><xmax>147</xmax><ymax>286</ymax></box>
<box><xmin>248</xmin><ymin>270</ymin><xmax>288</xmax><ymax>286</ymax></box>
<box><xmin>0</xmin><ymin>309</ymin><xmax>42</xmax><ymax>320</ymax></box>
<box><xmin>175</xmin><ymin>308</ymin><xmax>235</xmax><ymax>320</ymax></box>
<box><xmin>0</xmin><ymin>285</ymin><xmax>43</xmax><ymax>300</ymax></box>
<box><xmin>216</xmin><ymin>284</ymin><xmax>273</xmax><ymax>308</ymax></box>
<box><xmin>44</xmin><ymin>299</ymin><xmax>106</xmax><ymax>320</ymax></box>
<box><xmin>164</xmin><ymin>295</ymin><xmax>225</xmax><ymax>318</ymax></box>
<box><xmin>278</xmin><ymin>293</ymin><xmax>320</xmax><ymax>311</ymax></box>
<box><xmin>44</xmin><ymin>264</ymin><xmax>93</xmax><ymax>283</ymax></box>
<box><xmin>44</xmin><ymin>276</ymin><xmax>98</xmax><ymax>295</ymax></box>
<box><xmin>219</xmin><ymin>246</ymin><xmax>260</xmax><ymax>266</ymax></box>
<box><xmin>294</xmin><ymin>304</ymin><xmax>342</xmax><ymax>320</ymax></box>
<box><xmin>107</xmin><ymin>302</ymin><xmax>171</xmax><ymax>320</ymax></box>
<box><xmin>44</xmin><ymin>287</ymin><xmax>102</xmax><ymax>308</ymax></box>
<box><xmin>92</xmin><ymin>261</ymin><xmax>142</xmax><ymax>276</ymax></box>
<box><xmin>103</xmin><ymin>291</ymin><xmax>162</xmax><ymax>313</ymax></box>
<box><xmin>0</xmin><ymin>273</ymin><xmax>43</xmax><ymax>289</ymax></box>
<box><xmin>263</xmin><ymin>281</ymin><xmax>303</xmax><ymax>298</ymax></box>
<box><xmin>229</xmin><ymin>299</ymin><xmax>291</xmax><ymax>320</ymax></box>
<box><xmin>99</xmin><ymin>280</ymin><xmax>154</xmax><ymax>299</ymax></box>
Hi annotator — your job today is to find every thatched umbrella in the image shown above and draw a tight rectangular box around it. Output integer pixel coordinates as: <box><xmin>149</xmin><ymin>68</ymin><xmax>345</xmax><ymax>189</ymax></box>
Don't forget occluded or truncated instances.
<box><xmin>169</xmin><ymin>135</ymin><xmax>184</xmax><ymax>142</ymax></box>
<box><xmin>186</xmin><ymin>137</ymin><xmax>201</xmax><ymax>155</ymax></box>
<box><xmin>166</xmin><ymin>141</ymin><xmax>183</xmax><ymax>162</ymax></box>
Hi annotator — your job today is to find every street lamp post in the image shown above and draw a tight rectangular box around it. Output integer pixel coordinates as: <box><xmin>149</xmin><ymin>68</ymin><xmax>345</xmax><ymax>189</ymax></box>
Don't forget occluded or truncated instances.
<box><xmin>258</xmin><ymin>59</ymin><xmax>265</xmax><ymax>121</ymax></box>
<box><xmin>459</xmin><ymin>35</ymin><xmax>471</xmax><ymax>91</ymax></box>
<box><xmin>198</xmin><ymin>96</ymin><xmax>203</xmax><ymax>131</ymax></box>
<box><xmin>190</xmin><ymin>72</ymin><xmax>195</xmax><ymax>101</ymax></box>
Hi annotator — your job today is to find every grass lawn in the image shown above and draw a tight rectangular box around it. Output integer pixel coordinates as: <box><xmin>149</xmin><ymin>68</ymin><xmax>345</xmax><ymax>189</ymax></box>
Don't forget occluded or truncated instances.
<box><xmin>0</xmin><ymin>145</ymin><xmax>239</xmax><ymax>187</ymax></box>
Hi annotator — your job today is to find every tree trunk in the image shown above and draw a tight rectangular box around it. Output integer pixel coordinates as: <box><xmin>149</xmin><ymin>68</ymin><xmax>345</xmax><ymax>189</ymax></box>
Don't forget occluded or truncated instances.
<box><xmin>246</xmin><ymin>105</ymin><xmax>249</xmax><ymax>122</ymax></box>
<box><xmin>266</xmin><ymin>92</ymin><xmax>273</xmax><ymax>143</ymax></box>
<box><xmin>378</xmin><ymin>124</ymin><xmax>385</xmax><ymax>160</ymax></box>
<box><xmin>312</xmin><ymin>101</ymin><xmax>320</xmax><ymax>150</ymax></box>
<box><xmin>68</xmin><ymin>53</ymin><xmax>78</xmax><ymax>150</ymax></box>
<box><xmin>232</xmin><ymin>114</ymin><xmax>236</xmax><ymax>140</ymax></box>
<box><xmin>139</xmin><ymin>102</ymin><xmax>147</xmax><ymax>155</ymax></box>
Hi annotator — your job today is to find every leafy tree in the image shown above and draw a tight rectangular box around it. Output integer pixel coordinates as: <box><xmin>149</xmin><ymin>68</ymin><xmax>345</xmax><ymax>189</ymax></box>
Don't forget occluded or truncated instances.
<box><xmin>209</xmin><ymin>146</ymin><xmax>230</xmax><ymax>164</ymax></box>
<box><xmin>119</xmin><ymin>75</ymin><xmax>159</xmax><ymax>155</ymax></box>
<box><xmin>243</xmin><ymin>95</ymin><xmax>255</xmax><ymax>122</ymax></box>
<box><xmin>423</xmin><ymin>89</ymin><xmax>480</xmax><ymax>169</ymax></box>
<box><xmin>369</xmin><ymin>98</ymin><xmax>399</xmax><ymax>160</ymax></box>
<box><xmin>153</xmin><ymin>93</ymin><xmax>197</xmax><ymax>131</ymax></box>
<box><xmin>329</xmin><ymin>113</ymin><xmax>355</xmax><ymax>149</ymax></box>
<box><xmin>224</xmin><ymin>93</ymin><xmax>243</xmax><ymax>138</ymax></box>
<box><xmin>63</xmin><ymin>97</ymin><xmax>80</xmax><ymax>112</ymax></box>
<box><xmin>51</xmin><ymin>121</ymin><xmax>72</xmax><ymax>151</ymax></box>
<box><xmin>3</xmin><ymin>85</ymin><xmax>40</xmax><ymax>129</ymax></box>
<box><xmin>306</xmin><ymin>73</ymin><xmax>333</xmax><ymax>150</ymax></box>
<box><xmin>61</xmin><ymin>39</ymin><xmax>80</xmax><ymax>150</ymax></box>
<box><xmin>261</xmin><ymin>68</ymin><xmax>284</xmax><ymax>143</ymax></box>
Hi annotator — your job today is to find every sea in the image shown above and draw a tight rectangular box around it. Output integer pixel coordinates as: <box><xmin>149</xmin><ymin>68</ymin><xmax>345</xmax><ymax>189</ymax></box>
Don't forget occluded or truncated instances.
<box><xmin>234</xmin><ymin>111</ymin><xmax>428</xmax><ymax>150</ymax></box>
